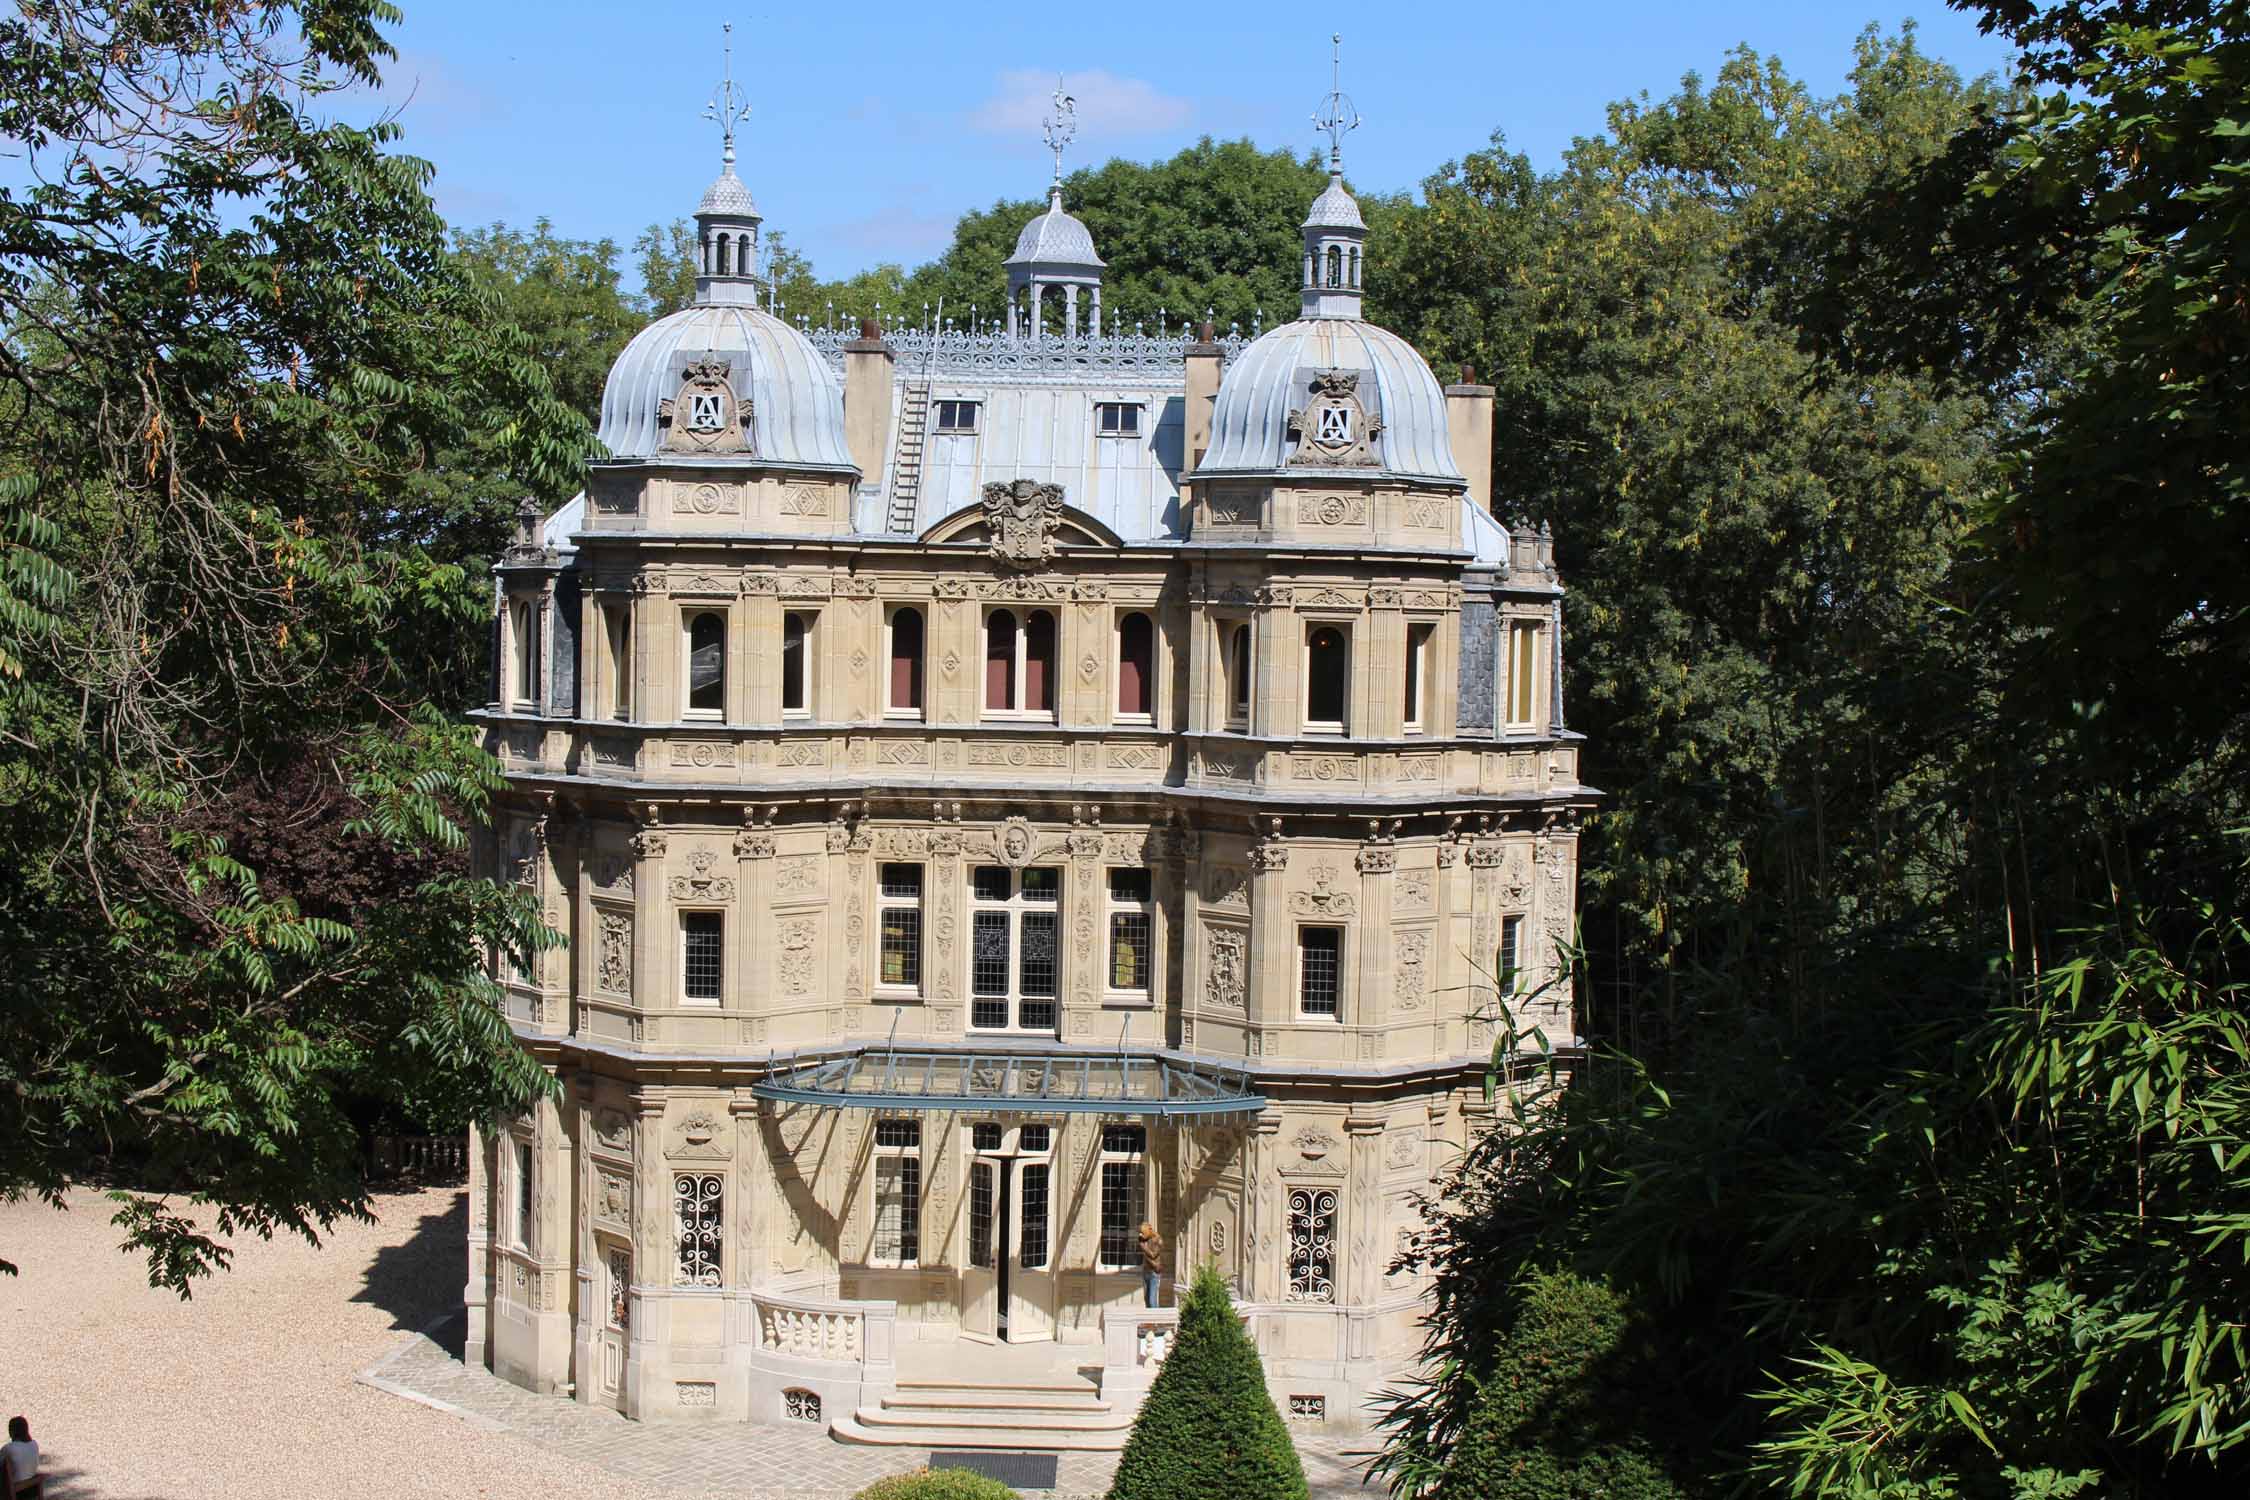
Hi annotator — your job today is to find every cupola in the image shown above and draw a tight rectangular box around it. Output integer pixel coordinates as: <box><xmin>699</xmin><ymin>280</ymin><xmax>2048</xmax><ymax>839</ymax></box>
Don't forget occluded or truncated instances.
<box><xmin>1301</xmin><ymin>35</ymin><xmax>1366</xmax><ymax>320</ymax></box>
<box><xmin>1005</xmin><ymin>83</ymin><xmax>1106</xmax><ymax>340</ymax></box>
<box><xmin>693</xmin><ymin>31</ymin><xmax>763</xmax><ymax>308</ymax></box>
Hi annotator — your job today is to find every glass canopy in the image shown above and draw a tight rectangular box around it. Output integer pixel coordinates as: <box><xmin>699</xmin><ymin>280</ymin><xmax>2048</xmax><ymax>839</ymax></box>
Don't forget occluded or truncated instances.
<box><xmin>751</xmin><ymin>1046</ymin><xmax>1266</xmax><ymax>1119</ymax></box>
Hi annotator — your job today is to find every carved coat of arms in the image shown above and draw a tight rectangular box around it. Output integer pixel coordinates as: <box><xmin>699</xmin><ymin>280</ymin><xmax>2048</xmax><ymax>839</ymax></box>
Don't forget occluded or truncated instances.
<box><xmin>658</xmin><ymin>356</ymin><xmax>753</xmax><ymax>455</ymax></box>
<box><xmin>1286</xmin><ymin>369</ymin><xmax>1384</xmax><ymax>467</ymax></box>
<box><xmin>980</xmin><ymin>478</ymin><xmax>1065</xmax><ymax>570</ymax></box>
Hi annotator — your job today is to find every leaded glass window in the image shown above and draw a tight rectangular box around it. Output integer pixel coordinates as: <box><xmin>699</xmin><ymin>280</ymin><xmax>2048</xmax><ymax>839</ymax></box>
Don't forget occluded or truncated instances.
<box><xmin>1019</xmin><ymin>1161</ymin><xmax>1050</xmax><ymax>1270</ymax></box>
<box><xmin>681</xmin><ymin>911</ymin><xmax>723</xmax><ymax>1003</ymax></box>
<box><xmin>1099</xmin><ymin>1123</ymin><xmax>1147</xmax><ymax>1270</ymax></box>
<box><xmin>1299</xmin><ymin>925</ymin><xmax>1342</xmax><ymax>1017</ymax></box>
<box><xmin>969</xmin><ymin>1160</ymin><xmax>995</xmax><ymax>1269</ymax></box>
<box><xmin>1108</xmin><ymin>868</ymin><xmax>1153</xmax><ymax>994</ymax></box>
<box><xmin>968</xmin><ymin>865</ymin><xmax>1063</xmax><ymax>1032</ymax></box>
<box><xmin>1287</xmin><ymin>1186</ymin><xmax>1337</xmax><ymax>1303</ymax></box>
<box><xmin>871</xmin><ymin>1119</ymin><xmax>920</xmax><ymax>1266</ymax></box>
<box><xmin>878</xmin><ymin>863</ymin><xmax>923</xmax><ymax>991</ymax></box>
<box><xmin>674</xmin><ymin>1173</ymin><xmax>723</xmax><ymax>1286</ymax></box>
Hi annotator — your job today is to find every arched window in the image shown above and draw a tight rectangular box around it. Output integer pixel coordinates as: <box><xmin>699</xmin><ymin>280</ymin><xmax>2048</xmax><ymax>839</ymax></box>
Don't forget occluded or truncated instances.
<box><xmin>685</xmin><ymin>611</ymin><xmax>725</xmax><ymax>717</ymax></box>
<box><xmin>1349</xmin><ymin>247</ymin><xmax>1361</xmax><ymax>288</ymax></box>
<box><xmin>1305</xmin><ymin>625</ymin><xmax>1349</xmax><ymax>732</ymax></box>
<box><xmin>1024</xmin><ymin>609</ymin><xmax>1056</xmax><ymax>715</ymax></box>
<box><xmin>1115</xmin><ymin>612</ymin><xmax>1154</xmax><ymax>719</ymax></box>
<box><xmin>508</xmin><ymin>597</ymin><xmax>537</xmax><ymax>708</ymax></box>
<box><xmin>699</xmin><ymin>233</ymin><xmax>711</xmax><ymax>275</ymax></box>
<box><xmin>1326</xmin><ymin>245</ymin><xmax>1342</xmax><ymax>288</ymax></box>
<box><xmin>984</xmin><ymin>609</ymin><xmax>1017</xmax><ymax>712</ymax></box>
<box><xmin>1227</xmin><ymin>623</ymin><xmax>1253</xmax><ymax>727</ymax></box>
<box><xmin>721</xmin><ymin>233</ymin><xmax>736</xmax><ymax>277</ymax></box>
<box><xmin>887</xmin><ymin>606</ymin><xmax>924</xmax><ymax>715</ymax></box>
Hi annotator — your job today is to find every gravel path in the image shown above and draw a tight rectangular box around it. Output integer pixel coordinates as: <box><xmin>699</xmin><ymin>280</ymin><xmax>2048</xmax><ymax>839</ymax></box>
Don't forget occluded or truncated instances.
<box><xmin>0</xmin><ymin>1185</ymin><xmax>1383</xmax><ymax>1500</ymax></box>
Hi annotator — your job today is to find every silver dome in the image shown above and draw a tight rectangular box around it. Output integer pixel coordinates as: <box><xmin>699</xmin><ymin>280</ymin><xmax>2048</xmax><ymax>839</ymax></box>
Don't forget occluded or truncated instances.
<box><xmin>1005</xmin><ymin>192</ymin><xmax>1105</xmax><ymax>269</ymax></box>
<box><xmin>1302</xmin><ymin>176</ymin><xmax>1365</xmax><ymax>230</ymax></box>
<box><xmin>697</xmin><ymin>167</ymin><xmax>759</xmax><ymax>218</ymax></box>
<box><xmin>598</xmin><ymin>302</ymin><xmax>853</xmax><ymax>470</ymax></box>
<box><xmin>1198</xmin><ymin>318</ymin><xmax>1463</xmax><ymax>484</ymax></box>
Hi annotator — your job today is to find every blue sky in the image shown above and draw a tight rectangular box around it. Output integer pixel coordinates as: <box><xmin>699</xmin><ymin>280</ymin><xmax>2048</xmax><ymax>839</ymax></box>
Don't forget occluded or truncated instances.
<box><xmin>349</xmin><ymin>1</ymin><xmax>2019</xmax><ymax>280</ymax></box>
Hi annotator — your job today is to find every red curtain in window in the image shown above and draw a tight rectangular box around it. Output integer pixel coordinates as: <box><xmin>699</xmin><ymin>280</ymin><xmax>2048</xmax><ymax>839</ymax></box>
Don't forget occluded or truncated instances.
<box><xmin>985</xmin><ymin>610</ymin><xmax>1016</xmax><ymax>710</ymax></box>
<box><xmin>1024</xmin><ymin>610</ymin><xmax>1056</xmax><ymax>712</ymax></box>
<box><xmin>1117</xmin><ymin>612</ymin><xmax>1152</xmax><ymax>715</ymax></box>
<box><xmin>890</xmin><ymin>608</ymin><xmax>924</xmax><ymax>710</ymax></box>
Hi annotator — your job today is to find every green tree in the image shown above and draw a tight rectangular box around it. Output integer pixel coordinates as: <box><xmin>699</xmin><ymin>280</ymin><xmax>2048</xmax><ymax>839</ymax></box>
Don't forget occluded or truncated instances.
<box><xmin>1106</xmin><ymin>1263</ymin><xmax>1306</xmax><ymax>1500</ymax></box>
<box><xmin>0</xmin><ymin>0</ymin><xmax>580</xmax><ymax>1290</ymax></box>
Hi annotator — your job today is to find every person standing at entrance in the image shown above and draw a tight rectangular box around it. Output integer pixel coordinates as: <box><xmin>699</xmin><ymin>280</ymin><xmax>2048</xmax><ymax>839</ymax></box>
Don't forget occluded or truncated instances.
<box><xmin>1138</xmin><ymin>1222</ymin><xmax>1165</xmax><ymax>1308</ymax></box>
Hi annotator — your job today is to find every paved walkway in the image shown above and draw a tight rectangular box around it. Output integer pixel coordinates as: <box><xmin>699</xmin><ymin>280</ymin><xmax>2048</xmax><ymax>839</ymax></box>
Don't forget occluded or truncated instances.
<box><xmin>361</xmin><ymin>1313</ymin><xmax>1387</xmax><ymax>1499</ymax></box>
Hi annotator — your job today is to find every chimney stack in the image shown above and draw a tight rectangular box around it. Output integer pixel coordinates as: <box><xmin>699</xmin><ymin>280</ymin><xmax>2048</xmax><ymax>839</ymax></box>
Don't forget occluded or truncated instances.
<box><xmin>1445</xmin><ymin>362</ymin><xmax>1495</xmax><ymax>514</ymax></box>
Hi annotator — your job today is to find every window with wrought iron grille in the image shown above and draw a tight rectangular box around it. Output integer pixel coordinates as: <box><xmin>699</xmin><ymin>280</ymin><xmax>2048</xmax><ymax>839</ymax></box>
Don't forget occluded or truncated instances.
<box><xmin>968</xmin><ymin>865</ymin><xmax>1061</xmax><ymax>1032</ymax></box>
<box><xmin>934</xmin><ymin>399</ymin><xmax>980</xmax><ymax>433</ymax></box>
<box><xmin>511</xmin><ymin>1136</ymin><xmax>534</xmax><ymax>1251</ymax></box>
<box><xmin>877</xmin><ymin>863</ymin><xmax>923</xmax><ymax>992</ymax></box>
<box><xmin>1287</xmin><ymin>1185</ymin><xmax>1337</xmax><ymax>1303</ymax></box>
<box><xmin>674</xmin><ymin>1173</ymin><xmax>723</xmax><ymax>1286</ymax></box>
<box><xmin>870</xmin><ymin>1119</ymin><xmax>920</xmax><ymax>1266</ymax></box>
<box><xmin>1098</xmin><ymin>1123</ymin><xmax>1147</xmax><ymax>1269</ymax></box>
<box><xmin>1096</xmin><ymin>401</ymin><xmax>1141</xmax><ymax>437</ymax></box>
<box><xmin>680</xmin><ymin>910</ymin><xmax>724</xmax><ymax>1003</ymax></box>
<box><xmin>1498</xmin><ymin>913</ymin><xmax>1523</xmax><ymax>997</ymax></box>
<box><xmin>1107</xmin><ymin>868</ymin><xmax>1153</xmax><ymax>998</ymax></box>
<box><xmin>1298</xmin><ymin>925</ymin><xmax>1343</xmax><ymax>1018</ymax></box>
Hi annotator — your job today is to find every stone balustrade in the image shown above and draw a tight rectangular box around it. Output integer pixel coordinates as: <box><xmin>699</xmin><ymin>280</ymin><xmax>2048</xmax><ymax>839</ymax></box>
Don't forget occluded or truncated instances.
<box><xmin>752</xmin><ymin>1287</ymin><xmax>896</xmax><ymax>1368</ymax></box>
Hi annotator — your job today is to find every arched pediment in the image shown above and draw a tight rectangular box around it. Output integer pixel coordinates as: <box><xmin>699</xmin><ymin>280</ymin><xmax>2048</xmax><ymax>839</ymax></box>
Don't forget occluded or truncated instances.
<box><xmin>921</xmin><ymin>480</ymin><xmax>1125</xmax><ymax>566</ymax></box>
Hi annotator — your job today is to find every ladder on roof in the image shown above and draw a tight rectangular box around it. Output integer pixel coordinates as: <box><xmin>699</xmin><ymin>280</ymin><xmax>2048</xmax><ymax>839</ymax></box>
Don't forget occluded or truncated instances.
<box><xmin>885</xmin><ymin>379</ymin><xmax>931</xmax><ymax>535</ymax></box>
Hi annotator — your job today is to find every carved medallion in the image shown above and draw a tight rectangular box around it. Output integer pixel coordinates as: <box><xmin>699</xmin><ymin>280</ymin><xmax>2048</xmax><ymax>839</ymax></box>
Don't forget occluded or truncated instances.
<box><xmin>1285</xmin><ymin>369</ymin><xmax>1384</xmax><ymax>467</ymax></box>
<box><xmin>980</xmin><ymin>478</ymin><xmax>1066</xmax><ymax>571</ymax></box>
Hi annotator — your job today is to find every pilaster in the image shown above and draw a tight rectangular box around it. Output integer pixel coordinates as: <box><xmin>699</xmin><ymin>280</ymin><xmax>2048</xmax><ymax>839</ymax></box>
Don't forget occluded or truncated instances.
<box><xmin>1246</xmin><ymin>821</ymin><xmax>1291</xmax><ymax>1047</ymax></box>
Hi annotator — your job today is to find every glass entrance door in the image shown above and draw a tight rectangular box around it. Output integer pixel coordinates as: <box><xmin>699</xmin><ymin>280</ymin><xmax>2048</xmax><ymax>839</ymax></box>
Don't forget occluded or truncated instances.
<box><xmin>962</xmin><ymin>1158</ymin><xmax>998</xmax><ymax>1341</ymax></box>
<box><xmin>961</xmin><ymin>1122</ymin><xmax>1056</xmax><ymax>1343</ymax></box>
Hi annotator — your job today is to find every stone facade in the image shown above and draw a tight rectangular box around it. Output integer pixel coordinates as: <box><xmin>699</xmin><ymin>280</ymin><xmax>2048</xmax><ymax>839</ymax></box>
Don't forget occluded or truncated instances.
<box><xmin>467</xmin><ymin>107</ymin><xmax>1594</xmax><ymax>1436</ymax></box>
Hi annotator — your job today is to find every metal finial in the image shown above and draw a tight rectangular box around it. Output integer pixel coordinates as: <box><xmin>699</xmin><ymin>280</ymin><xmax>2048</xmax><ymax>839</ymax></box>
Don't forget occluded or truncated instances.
<box><xmin>1041</xmin><ymin>77</ymin><xmax>1078</xmax><ymax>194</ymax></box>
<box><xmin>703</xmin><ymin>23</ymin><xmax>752</xmax><ymax>169</ymax></box>
<box><xmin>1313</xmin><ymin>33</ymin><xmax>1361</xmax><ymax>173</ymax></box>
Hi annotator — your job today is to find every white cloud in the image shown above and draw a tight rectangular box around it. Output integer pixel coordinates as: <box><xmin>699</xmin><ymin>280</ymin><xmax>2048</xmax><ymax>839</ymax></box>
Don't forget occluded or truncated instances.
<box><xmin>969</xmin><ymin>69</ymin><xmax>1193</xmax><ymax>140</ymax></box>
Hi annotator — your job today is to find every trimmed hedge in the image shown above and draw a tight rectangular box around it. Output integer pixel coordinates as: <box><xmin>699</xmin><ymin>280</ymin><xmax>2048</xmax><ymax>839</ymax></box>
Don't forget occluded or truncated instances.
<box><xmin>851</xmin><ymin>1467</ymin><xmax>1020</xmax><ymax>1500</ymax></box>
<box><xmin>1106</xmin><ymin>1262</ymin><xmax>1308</xmax><ymax>1500</ymax></box>
<box><xmin>1433</xmin><ymin>1269</ymin><xmax>1695</xmax><ymax>1500</ymax></box>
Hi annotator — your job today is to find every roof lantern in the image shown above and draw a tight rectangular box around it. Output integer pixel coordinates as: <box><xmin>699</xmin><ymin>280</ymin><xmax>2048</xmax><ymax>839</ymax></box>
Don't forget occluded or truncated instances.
<box><xmin>1301</xmin><ymin>34</ymin><xmax>1367</xmax><ymax>320</ymax></box>
<box><xmin>1005</xmin><ymin>80</ymin><xmax>1106</xmax><ymax>341</ymax></box>
<box><xmin>692</xmin><ymin>24</ymin><xmax>765</xmax><ymax>309</ymax></box>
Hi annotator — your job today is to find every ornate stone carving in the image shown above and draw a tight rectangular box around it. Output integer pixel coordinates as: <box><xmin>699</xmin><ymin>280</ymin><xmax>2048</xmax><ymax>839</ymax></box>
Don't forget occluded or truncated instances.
<box><xmin>595</xmin><ymin>1169</ymin><xmax>632</xmax><ymax>1226</ymax></box>
<box><xmin>1291</xmin><ymin>865</ymin><xmax>1358</xmax><ymax>917</ymax></box>
<box><xmin>1202</xmin><ymin>865</ymin><xmax>1250</xmax><ymax>910</ymax></box>
<box><xmin>592</xmin><ymin>856</ymin><xmax>633</xmax><ymax>894</ymax></box>
<box><xmin>1395</xmin><ymin>930</ymin><xmax>1428</xmax><ymax>1010</ymax></box>
<box><xmin>780</xmin><ymin>485</ymin><xmax>826</xmax><ymax>517</ymax></box>
<box><xmin>1206</xmin><ymin>927</ymin><xmax>1247</xmax><ymax>1009</ymax></box>
<box><xmin>778</xmin><ymin>919</ymin><xmax>817</xmax><ymax>994</ymax></box>
<box><xmin>669</xmin><ymin>1107</ymin><xmax>731</xmax><ymax>1161</ymax></box>
<box><xmin>994</xmin><ymin>816</ymin><xmax>1039</xmax><ymax>868</ymax></box>
<box><xmin>981</xmin><ymin>478</ymin><xmax>1066</xmax><ymax>570</ymax></box>
<box><xmin>1355</xmin><ymin>842</ymin><xmax>1396</xmax><ymax>875</ymax></box>
<box><xmin>682</xmin><ymin>481</ymin><xmax>738</xmax><ymax>516</ymax></box>
<box><xmin>668</xmin><ymin>851</ymin><xmax>736</xmax><ymax>903</ymax></box>
<box><xmin>1396</xmin><ymin>869</ymin><xmax>1433</xmax><ymax>911</ymax></box>
<box><xmin>596</xmin><ymin>909</ymin><xmax>632</xmax><ymax>996</ymax></box>
<box><xmin>669</xmin><ymin>740</ymin><xmax>737</xmax><ymax>769</ymax></box>
<box><xmin>774</xmin><ymin>856</ymin><xmax>820</xmax><ymax>898</ymax></box>
<box><xmin>1285</xmin><ymin>369</ymin><xmax>1384</xmax><ymax>467</ymax></box>
<box><xmin>593</xmin><ymin>1109</ymin><xmax>632</xmax><ymax>1153</ymax></box>
<box><xmin>1300</xmin><ymin>493</ymin><xmax>1371</xmax><ymax>526</ymax></box>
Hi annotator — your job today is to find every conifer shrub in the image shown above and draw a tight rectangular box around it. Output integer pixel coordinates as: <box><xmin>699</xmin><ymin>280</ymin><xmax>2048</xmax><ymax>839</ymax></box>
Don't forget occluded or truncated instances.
<box><xmin>1432</xmin><ymin>1269</ymin><xmax>1693</xmax><ymax>1500</ymax></box>
<box><xmin>1105</xmin><ymin>1261</ymin><xmax>1308</xmax><ymax>1500</ymax></box>
<box><xmin>851</xmin><ymin>1467</ymin><xmax>1019</xmax><ymax>1500</ymax></box>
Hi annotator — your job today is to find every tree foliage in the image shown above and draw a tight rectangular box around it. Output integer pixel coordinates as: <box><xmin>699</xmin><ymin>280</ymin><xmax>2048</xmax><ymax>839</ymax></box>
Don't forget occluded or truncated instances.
<box><xmin>1106</xmin><ymin>1263</ymin><xmax>1306</xmax><ymax>1500</ymax></box>
<box><xmin>0</xmin><ymin>0</ymin><xmax>578</xmax><ymax>1290</ymax></box>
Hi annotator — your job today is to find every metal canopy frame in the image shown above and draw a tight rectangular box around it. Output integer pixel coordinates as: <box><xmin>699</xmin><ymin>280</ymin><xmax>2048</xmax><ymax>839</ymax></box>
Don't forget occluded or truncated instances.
<box><xmin>751</xmin><ymin>1047</ymin><xmax>1265</xmax><ymax>1119</ymax></box>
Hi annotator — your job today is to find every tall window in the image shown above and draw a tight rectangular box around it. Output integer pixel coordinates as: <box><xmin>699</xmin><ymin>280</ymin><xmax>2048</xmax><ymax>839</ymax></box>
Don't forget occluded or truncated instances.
<box><xmin>1019</xmin><ymin>1148</ymin><xmax>1050</xmax><ymax>1271</ymax></box>
<box><xmin>1498</xmin><ymin>913</ymin><xmax>1523</xmax><ymax>997</ymax></box>
<box><xmin>1096</xmin><ymin>402</ymin><xmax>1142</xmax><ymax>437</ymax></box>
<box><xmin>870</xmin><ymin>1119</ymin><xmax>920</xmax><ymax>1267</ymax></box>
<box><xmin>1299</xmin><ymin>926</ymin><xmax>1343</xmax><ymax>1018</ymax></box>
<box><xmin>1404</xmin><ymin>622</ymin><xmax>1435</xmax><ymax>734</ymax></box>
<box><xmin>680</xmin><ymin>911</ymin><xmax>724</xmax><ymax>1003</ymax></box>
<box><xmin>1325</xmin><ymin>244</ymin><xmax>1343</xmax><ymax>288</ymax></box>
<box><xmin>878</xmin><ymin>863</ymin><xmax>924</xmax><ymax>992</ymax></box>
<box><xmin>886</xmin><ymin>606</ymin><xmax>924</xmax><ymax>716</ymax></box>
<box><xmin>1098</xmin><ymin>1124</ymin><xmax>1147</xmax><ymax>1270</ymax></box>
<box><xmin>781</xmin><ymin>610</ymin><xmax>814</xmax><ymax>716</ymax></box>
<box><xmin>512</xmin><ymin>1137</ymin><xmax>534</xmax><ymax>1251</ymax></box>
<box><xmin>1286</xmin><ymin>1186</ymin><xmax>1337</xmax><ymax>1303</ymax></box>
<box><xmin>1226</xmin><ymin>622</ymin><xmax>1253</xmax><ymax>728</ymax></box>
<box><xmin>684</xmin><ymin>611</ymin><xmax>725</xmax><ymax>718</ymax></box>
<box><xmin>1305</xmin><ymin>625</ymin><xmax>1350</xmax><ymax>734</ymax></box>
<box><xmin>969</xmin><ymin>865</ymin><xmax>1060</xmax><ymax>1032</ymax></box>
<box><xmin>983</xmin><ymin>608</ymin><xmax>1056</xmax><ymax>718</ymax></box>
<box><xmin>934</xmin><ymin>399</ymin><xmax>980</xmax><ymax>433</ymax></box>
<box><xmin>1115</xmin><ymin>611</ymin><xmax>1154</xmax><ymax>721</ymax></box>
<box><xmin>1107</xmin><ymin>869</ymin><xmax>1153</xmax><ymax>997</ymax></box>
<box><xmin>968</xmin><ymin>1159</ymin><xmax>995</xmax><ymax>1270</ymax></box>
<box><xmin>1504</xmin><ymin>620</ymin><xmax>1542</xmax><ymax>729</ymax></box>
<box><xmin>604</xmin><ymin>604</ymin><xmax>631</xmax><ymax>720</ymax></box>
<box><xmin>674</xmin><ymin>1173</ymin><xmax>722</xmax><ymax>1286</ymax></box>
<box><xmin>509</xmin><ymin>597</ymin><xmax>538</xmax><ymax>708</ymax></box>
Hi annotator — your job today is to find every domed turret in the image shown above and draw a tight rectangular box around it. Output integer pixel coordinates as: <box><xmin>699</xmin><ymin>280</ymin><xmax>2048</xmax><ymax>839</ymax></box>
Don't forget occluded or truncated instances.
<box><xmin>1005</xmin><ymin>83</ymin><xmax>1105</xmax><ymax>340</ymax></box>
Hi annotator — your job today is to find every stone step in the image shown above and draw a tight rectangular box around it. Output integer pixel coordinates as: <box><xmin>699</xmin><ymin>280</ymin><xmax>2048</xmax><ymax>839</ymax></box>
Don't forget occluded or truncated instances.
<box><xmin>857</xmin><ymin>1402</ymin><xmax>1126</xmax><ymax>1432</ymax></box>
<box><xmin>883</xmin><ymin>1390</ymin><xmax>1110</xmax><ymax>1414</ymax></box>
<box><xmin>831</xmin><ymin>1413</ymin><xmax>1130</xmax><ymax>1451</ymax></box>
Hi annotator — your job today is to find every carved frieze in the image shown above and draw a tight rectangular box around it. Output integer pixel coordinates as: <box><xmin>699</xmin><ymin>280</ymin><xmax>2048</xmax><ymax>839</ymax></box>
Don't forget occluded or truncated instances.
<box><xmin>1290</xmin><ymin>865</ymin><xmax>1357</xmax><ymax>917</ymax></box>
<box><xmin>669</xmin><ymin>851</ymin><xmax>736</xmax><ymax>904</ymax></box>
<box><xmin>669</xmin><ymin>741</ymin><xmax>737</xmax><ymax>769</ymax></box>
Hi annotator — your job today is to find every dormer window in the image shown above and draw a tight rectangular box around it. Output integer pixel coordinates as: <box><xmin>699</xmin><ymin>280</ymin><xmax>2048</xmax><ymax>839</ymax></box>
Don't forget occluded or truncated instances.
<box><xmin>934</xmin><ymin>400</ymin><xmax>980</xmax><ymax>434</ymax></box>
<box><xmin>1096</xmin><ymin>402</ymin><xmax>1141</xmax><ymax>438</ymax></box>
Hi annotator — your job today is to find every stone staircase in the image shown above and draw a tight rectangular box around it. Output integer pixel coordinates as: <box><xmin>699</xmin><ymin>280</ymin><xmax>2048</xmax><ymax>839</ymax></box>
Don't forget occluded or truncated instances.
<box><xmin>831</xmin><ymin>1377</ymin><xmax>1132</xmax><ymax>1451</ymax></box>
<box><xmin>883</xmin><ymin>379</ymin><xmax>931</xmax><ymax>535</ymax></box>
